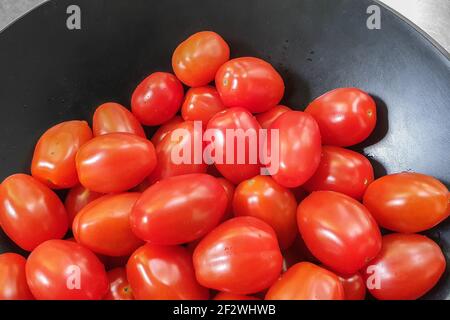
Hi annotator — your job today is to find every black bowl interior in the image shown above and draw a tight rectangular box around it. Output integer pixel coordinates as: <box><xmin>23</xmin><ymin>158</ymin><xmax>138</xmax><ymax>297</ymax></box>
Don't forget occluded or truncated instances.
<box><xmin>0</xmin><ymin>0</ymin><xmax>449</xmax><ymax>299</ymax></box>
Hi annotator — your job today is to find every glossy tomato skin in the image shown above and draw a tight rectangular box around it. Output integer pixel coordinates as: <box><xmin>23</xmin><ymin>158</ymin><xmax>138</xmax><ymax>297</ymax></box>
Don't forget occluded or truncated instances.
<box><xmin>233</xmin><ymin>175</ymin><xmax>297</xmax><ymax>249</ymax></box>
<box><xmin>217</xmin><ymin>177</ymin><xmax>235</xmax><ymax>221</ymax></box>
<box><xmin>93</xmin><ymin>102</ymin><xmax>145</xmax><ymax>138</ymax></box>
<box><xmin>255</xmin><ymin>105</ymin><xmax>291</xmax><ymax>129</ymax></box>
<box><xmin>193</xmin><ymin>216</ymin><xmax>283</xmax><ymax>294</ymax></box>
<box><xmin>150</xmin><ymin>116</ymin><xmax>183</xmax><ymax>146</ymax></box>
<box><xmin>363</xmin><ymin>172</ymin><xmax>449</xmax><ymax>233</ymax></box>
<box><xmin>206</xmin><ymin>107</ymin><xmax>262</xmax><ymax>184</ymax></box>
<box><xmin>76</xmin><ymin>133</ymin><xmax>157</xmax><ymax>193</ymax></box>
<box><xmin>305</xmin><ymin>88</ymin><xmax>376</xmax><ymax>147</ymax></box>
<box><xmin>0</xmin><ymin>174</ymin><xmax>68</xmax><ymax>251</ymax></box>
<box><xmin>297</xmin><ymin>191</ymin><xmax>382</xmax><ymax>275</ymax></box>
<box><xmin>65</xmin><ymin>185</ymin><xmax>103</xmax><ymax>227</ymax></box>
<box><xmin>0</xmin><ymin>253</ymin><xmax>34</xmax><ymax>300</ymax></box>
<box><xmin>214</xmin><ymin>292</ymin><xmax>259</xmax><ymax>300</ymax></box>
<box><xmin>268</xmin><ymin>111</ymin><xmax>322</xmax><ymax>188</ymax></box>
<box><xmin>131</xmin><ymin>174</ymin><xmax>227</xmax><ymax>245</ymax></box>
<box><xmin>303</xmin><ymin>146</ymin><xmax>374</xmax><ymax>200</ymax></box>
<box><xmin>181</xmin><ymin>86</ymin><xmax>226</xmax><ymax>125</ymax></box>
<box><xmin>216</xmin><ymin>57</ymin><xmax>285</xmax><ymax>113</ymax></box>
<box><xmin>363</xmin><ymin>234</ymin><xmax>445</xmax><ymax>300</ymax></box>
<box><xmin>266</xmin><ymin>262</ymin><xmax>344</xmax><ymax>300</ymax></box>
<box><xmin>104</xmin><ymin>267</ymin><xmax>134</xmax><ymax>300</ymax></box>
<box><xmin>26</xmin><ymin>240</ymin><xmax>108</xmax><ymax>300</ymax></box>
<box><xmin>31</xmin><ymin>120</ymin><xmax>92</xmax><ymax>189</ymax></box>
<box><xmin>73</xmin><ymin>193</ymin><xmax>144</xmax><ymax>256</ymax></box>
<box><xmin>338</xmin><ymin>272</ymin><xmax>366</xmax><ymax>300</ymax></box>
<box><xmin>127</xmin><ymin>243</ymin><xmax>209</xmax><ymax>300</ymax></box>
<box><xmin>173</xmin><ymin>31</ymin><xmax>229</xmax><ymax>87</ymax></box>
<box><xmin>131</xmin><ymin>72</ymin><xmax>184</xmax><ymax>126</ymax></box>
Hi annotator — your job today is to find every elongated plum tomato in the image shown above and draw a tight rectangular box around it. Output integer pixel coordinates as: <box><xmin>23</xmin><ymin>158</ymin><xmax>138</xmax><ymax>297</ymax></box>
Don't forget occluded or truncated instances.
<box><xmin>297</xmin><ymin>191</ymin><xmax>382</xmax><ymax>275</ymax></box>
<box><xmin>363</xmin><ymin>172</ymin><xmax>449</xmax><ymax>233</ymax></box>
<box><xmin>150</xmin><ymin>115</ymin><xmax>183</xmax><ymax>146</ymax></box>
<box><xmin>131</xmin><ymin>174</ymin><xmax>227</xmax><ymax>245</ymax></box>
<box><xmin>266</xmin><ymin>262</ymin><xmax>344</xmax><ymax>300</ymax></box>
<box><xmin>268</xmin><ymin>111</ymin><xmax>322</xmax><ymax>188</ymax></box>
<box><xmin>363</xmin><ymin>234</ymin><xmax>446</xmax><ymax>300</ymax></box>
<box><xmin>305</xmin><ymin>88</ymin><xmax>376</xmax><ymax>147</ymax></box>
<box><xmin>93</xmin><ymin>102</ymin><xmax>146</xmax><ymax>138</ymax></box>
<box><xmin>181</xmin><ymin>86</ymin><xmax>226</xmax><ymax>125</ymax></box>
<box><xmin>338</xmin><ymin>272</ymin><xmax>366</xmax><ymax>300</ymax></box>
<box><xmin>206</xmin><ymin>107</ymin><xmax>262</xmax><ymax>184</ymax></box>
<box><xmin>0</xmin><ymin>253</ymin><xmax>34</xmax><ymax>300</ymax></box>
<box><xmin>31</xmin><ymin>120</ymin><xmax>92</xmax><ymax>189</ymax></box>
<box><xmin>303</xmin><ymin>146</ymin><xmax>374</xmax><ymax>200</ymax></box>
<box><xmin>104</xmin><ymin>267</ymin><xmax>134</xmax><ymax>300</ymax></box>
<box><xmin>73</xmin><ymin>193</ymin><xmax>144</xmax><ymax>256</ymax></box>
<box><xmin>26</xmin><ymin>240</ymin><xmax>108</xmax><ymax>300</ymax></box>
<box><xmin>0</xmin><ymin>174</ymin><xmax>68</xmax><ymax>251</ymax></box>
<box><xmin>131</xmin><ymin>72</ymin><xmax>184</xmax><ymax>126</ymax></box>
<box><xmin>65</xmin><ymin>185</ymin><xmax>102</xmax><ymax>226</ymax></box>
<box><xmin>233</xmin><ymin>175</ymin><xmax>297</xmax><ymax>249</ymax></box>
<box><xmin>76</xmin><ymin>133</ymin><xmax>157</xmax><ymax>193</ymax></box>
<box><xmin>193</xmin><ymin>216</ymin><xmax>283</xmax><ymax>294</ymax></box>
<box><xmin>214</xmin><ymin>292</ymin><xmax>259</xmax><ymax>300</ymax></box>
<box><xmin>216</xmin><ymin>57</ymin><xmax>285</xmax><ymax>113</ymax></box>
<box><xmin>127</xmin><ymin>243</ymin><xmax>209</xmax><ymax>300</ymax></box>
<box><xmin>172</xmin><ymin>31</ymin><xmax>229</xmax><ymax>87</ymax></box>
<box><xmin>255</xmin><ymin>105</ymin><xmax>291</xmax><ymax>129</ymax></box>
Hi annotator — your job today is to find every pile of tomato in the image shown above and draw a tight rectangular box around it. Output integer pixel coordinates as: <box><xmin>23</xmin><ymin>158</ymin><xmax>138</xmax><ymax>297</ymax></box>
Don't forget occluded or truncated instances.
<box><xmin>0</xmin><ymin>31</ymin><xmax>448</xmax><ymax>300</ymax></box>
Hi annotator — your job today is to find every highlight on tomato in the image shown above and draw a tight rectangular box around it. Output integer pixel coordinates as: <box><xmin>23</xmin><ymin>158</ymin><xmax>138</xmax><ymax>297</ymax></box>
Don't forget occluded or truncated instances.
<box><xmin>0</xmin><ymin>253</ymin><xmax>34</xmax><ymax>300</ymax></box>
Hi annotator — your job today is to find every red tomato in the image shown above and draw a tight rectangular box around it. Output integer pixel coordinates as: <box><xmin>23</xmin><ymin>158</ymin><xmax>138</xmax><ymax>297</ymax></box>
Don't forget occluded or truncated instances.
<box><xmin>214</xmin><ymin>292</ymin><xmax>259</xmax><ymax>300</ymax></box>
<box><xmin>255</xmin><ymin>105</ymin><xmax>291</xmax><ymax>129</ymax></box>
<box><xmin>0</xmin><ymin>174</ymin><xmax>68</xmax><ymax>251</ymax></box>
<box><xmin>266</xmin><ymin>262</ymin><xmax>344</xmax><ymax>300</ymax></box>
<box><xmin>303</xmin><ymin>146</ymin><xmax>374</xmax><ymax>200</ymax></box>
<box><xmin>31</xmin><ymin>120</ymin><xmax>92</xmax><ymax>189</ymax></box>
<box><xmin>206</xmin><ymin>107</ymin><xmax>262</xmax><ymax>184</ymax></box>
<box><xmin>73</xmin><ymin>193</ymin><xmax>144</xmax><ymax>256</ymax></box>
<box><xmin>297</xmin><ymin>191</ymin><xmax>381</xmax><ymax>275</ymax></box>
<box><xmin>76</xmin><ymin>133</ymin><xmax>157</xmax><ymax>193</ymax></box>
<box><xmin>172</xmin><ymin>31</ymin><xmax>229</xmax><ymax>87</ymax></box>
<box><xmin>26</xmin><ymin>239</ymin><xmax>108</xmax><ymax>300</ymax></box>
<box><xmin>305</xmin><ymin>88</ymin><xmax>376</xmax><ymax>146</ymax></box>
<box><xmin>150</xmin><ymin>116</ymin><xmax>183</xmax><ymax>146</ymax></box>
<box><xmin>193</xmin><ymin>216</ymin><xmax>283</xmax><ymax>294</ymax></box>
<box><xmin>338</xmin><ymin>272</ymin><xmax>366</xmax><ymax>300</ymax></box>
<box><xmin>0</xmin><ymin>253</ymin><xmax>34</xmax><ymax>300</ymax></box>
<box><xmin>268</xmin><ymin>111</ymin><xmax>321</xmax><ymax>188</ymax></box>
<box><xmin>127</xmin><ymin>243</ymin><xmax>209</xmax><ymax>300</ymax></box>
<box><xmin>216</xmin><ymin>57</ymin><xmax>285</xmax><ymax>113</ymax></box>
<box><xmin>181</xmin><ymin>86</ymin><xmax>226</xmax><ymax>125</ymax></box>
<box><xmin>65</xmin><ymin>185</ymin><xmax>103</xmax><ymax>227</ymax></box>
<box><xmin>131</xmin><ymin>72</ymin><xmax>184</xmax><ymax>126</ymax></box>
<box><xmin>363</xmin><ymin>172</ymin><xmax>449</xmax><ymax>233</ymax></box>
<box><xmin>217</xmin><ymin>177</ymin><xmax>235</xmax><ymax>221</ymax></box>
<box><xmin>104</xmin><ymin>268</ymin><xmax>134</xmax><ymax>300</ymax></box>
<box><xmin>233</xmin><ymin>175</ymin><xmax>297</xmax><ymax>249</ymax></box>
<box><xmin>131</xmin><ymin>174</ymin><xmax>227</xmax><ymax>245</ymax></box>
<box><xmin>93</xmin><ymin>102</ymin><xmax>145</xmax><ymax>138</ymax></box>
<box><xmin>363</xmin><ymin>234</ymin><xmax>446</xmax><ymax>300</ymax></box>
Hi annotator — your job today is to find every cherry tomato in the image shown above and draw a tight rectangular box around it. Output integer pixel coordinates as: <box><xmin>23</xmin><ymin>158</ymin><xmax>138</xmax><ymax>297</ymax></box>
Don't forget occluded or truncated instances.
<box><xmin>104</xmin><ymin>267</ymin><xmax>134</xmax><ymax>300</ymax></box>
<box><xmin>127</xmin><ymin>243</ymin><xmax>209</xmax><ymax>300</ymax></box>
<box><xmin>233</xmin><ymin>175</ymin><xmax>297</xmax><ymax>249</ymax></box>
<box><xmin>0</xmin><ymin>174</ymin><xmax>68</xmax><ymax>251</ymax></box>
<box><xmin>131</xmin><ymin>174</ymin><xmax>227</xmax><ymax>245</ymax></box>
<box><xmin>363</xmin><ymin>234</ymin><xmax>446</xmax><ymax>300</ymax></box>
<box><xmin>65</xmin><ymin>185</ymin><xmax>102</xmax><ymax>227</ymax></box>
<box><xmin>76</xmin><ymin>133</ymin><xmax>157</xmax><ymax>193</ymax></box>
<box><xmin>0</xmin><ymin>253</ymin><xmax>34</xmax><ymax>300</ymax></box>
<box><xmin>266</xmin><ymin>262</ymin><xmax>344</xmax><ymax>300</ymax></box>
<box><xmin>297</xmin><ymin>191</ymin><xmax>381</xmax><ymax>275</ymax></box>
<box><xmin>206</xmin><ymin>107</ymin><xmax>262</xmax><ymax>184</ymax></box>
<box><xmin>255</xmin><ymin>105</ymin><xmax>291</xmax><ymax>129</ymax></box>
<box><xmin>214</xmin><ymin>292</ymin><xmax>259</xmax><ymax>300</ymax></box>
<box><xmin>268</xmin><ymin>111</ymin><xmax>321</xmax><ymax>188</ymax></box>
<box><xmin>131</xmin><ymin>72</ymin><xmax>184</xmax><ymax>126</ymax></box>
<box><xmin>338</xmin><ymin>272</ymin><xmax>366</xmax><ymax>300</ymax></box>
<box><xmin>31</xmin><ymin>120</ymin><xmax>92</xmax><ymax>189</ymax></box>
<box><xmin>193</xmin><ymin>216</ymin><xmax>283</xmax><ymax>294</ymax></box>
<box><xmin>93</xmin><ymin>102</ymin><xmax>145</xmax><ymax>138</ymax></box>
<box><xmin>305</xmin><ymin>88</ymin><xmax>376</xmax><ymax>146</ymax></box>
<box><xmin>150</xmin><ymin>116</ymin><xmax>183</xmax><ymax>146</ymax></box>
<box><xmin>73</xmin><ymin>193</ymin><xmax>144</xmax><ymax>256</ymax></box>
<box><xmin>303</xmin><ymin>146</ymin><xmax>374</xmax><ymax>200</ymax></box>
<box><xmin>363</xmin><ymin>172</ymin><xmax>449</xmax><ymax>233</ymax></box>
<box><xmin>217</xmin><ymin>177</ymin><xmax>235</xmax><ymax>221</ymax></box>
<box><xmin>26</xmin><ymin>239</ymin><xmax>108</xmax><ymax>300</ymax></box>
<box><xmin>181</xmin><ymin>86</ymin><xmax>226</xmax><ymax>125</ymax></box>
<box><xmin>216</xmin><ymin>57</ymin><xmax>285</xmax><ymax>113</ymax></box>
